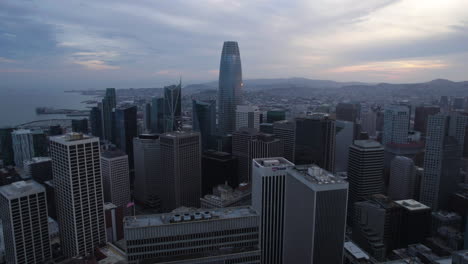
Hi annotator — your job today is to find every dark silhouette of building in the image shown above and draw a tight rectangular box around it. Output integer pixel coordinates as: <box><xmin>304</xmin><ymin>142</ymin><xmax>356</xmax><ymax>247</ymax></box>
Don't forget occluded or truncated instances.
<box><xmin>72</xmin><ymin>119</ymin><xmax>89</xmax><ymax>134</ymax></box>
<box><xmin>24</xmin><ymin>157</ymin><xmax>52</xmax><ymax>183</ymax></box>
<box><xmin>48</xmin><ymin>125</ymin><xmax>63</xmax><ymax>136</ymax></box>
<box><xmin>163</xmin><ymin>83</ymin><xmax>182</xmax><ymax>132</ymax></box>
<box><xmin>202</xmin><ymin>150</ymin><xmax>238</xmax><ymax>195</ymax></box>
<box><xmin>101</xmin><ymin>88</ymin><xmax>116</xmax><ymax>142</ymax></box>
<box><xmin>192</xmin><ymin>100</ymin><xmax>216</xmax><ymax>150</ymax></box>
<box><xmin>295</xmin><ymin>113</ymin><xmax>335</xmax><ymax>172</ymax></box>
<box><xmin>414</xmin><ymin>105</ymin><xmax>440</xmax><ymax>137</ymax></box>
<box><xmin>336</xmin><ymin>102</ymin><xmax>360</xmax><ymax>122</ymax></box>
<box><xmin>89</xmin><ymin>106</ymin><xmax>103</xmax><ymax>139</ymax></box>
<box><xmin>395</xmin><ymin>199</ymin><xmax>431</xmax><ymax>248</ymax></box>
<box><xmin>150</xmin><ymin>97</ymin><xmax>165</xmax><ymax>134</ymax></box>
<box><xmin>0</xmin><ymin>128</ymin><xmax>14</xmax><ymax>166</ymax></box>
<box><xmin>115</xmin><ymin>106</ymin><xmax>137</xmax><ymax>169</ymax></box>
<box><xmin>266</xmin><ymin>110</ymin><xmax>286</xmax><ymax>123</ymax></box>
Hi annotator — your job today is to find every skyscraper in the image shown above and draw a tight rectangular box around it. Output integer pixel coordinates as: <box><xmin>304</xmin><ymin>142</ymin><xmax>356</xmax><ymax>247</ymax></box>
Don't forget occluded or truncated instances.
<box><xmin>49</xmin><ymin>133</ymin><xmax>106</xmax><ymax>257</ymax></box>
<box><xmin>0</xmin><ymin>128</ymin><xmax>14</xmax><ymax>166</ymax></box>
<box><xmin>336</xmin><ymin>102</ymin><xmax>360</xmax><ymax>123</ymax></box>
<box><xmin>267</xmin><ymin>109</ymin><xmax>286</xmax><ymax>123</ymax></box>
<box><xmin>159</xmin><ymin>131</ymin><xmax>201</xmax><ymax>212</ymax></box>
<box><xmin>72</xmin><ymin>118</ymin><xmax>89</xmax><ymax>134</ymax></box>
<box><xmin>284</xmin><ymin>165</ymin><xmax>349</xmax><ymax>264</ymax></box>
<box><xmin>163</xmin><ymin>83</ymin><xmax>182</xmax><ymax>132</ymax></box>
<box><xmin>218</xmin><ymin>41</ymin><xmax>243</xmax><ymax>135</ymax></box>
<box><xmin>101</xmin><ymin>149</ymin><xmax>131</xmax><ymax>215</ymax></box>
<box><xmin>0</xmin><ymin>180</ymin><xmax>51</xmax><ymax>264</ymax></box>
<box><xmin>388</xmin><ymin>156</ymin><xmax>416</xmax><ymax>200</ymax></box>
<box><xmin>233</xmin><ymin>128</ymin><xmax>284</xmax><ymax>183</ymax></box>
<box><xmin>295</xmin><ymin>113</ymin><xmax>336</xmax><ymax>172</ymax></box>
<box><xmin>89</xmin><ymin>106</ymin><xmax>103</xmax><ymax>139</ymax></box>
<box><xmin>236</xmin><ymin>105</ymin><xmax>261</xmax><ymax>130</ymax></box>
<box><xmin>273</xmin><ymin>120</ymin><xmax>295</xmax><ymax>163</ymax></box>
<box><xmin>202</xmin><ymin>150</ymin><xmax>238</xmax><ymax>194</ymax></box>
<box><xmin>150</xmin><ymin>97</ymin><xmax>165</xmax><ymax>134</ymax></box>
<box><xmin>23</xmin><ymin>157</ymin><xmax>53</xmax><ymax>184</ymax></box>
<box><xmin>420</xmin><ymin>113</ymin><xmax>467</xmax><ymax>210</ymax></box>
<box><xmin>348</xmin><ymin>140</ymin><xmax>384</xmax><ymax>223</ymax></box>
<box><xmin>133</xmin><ymin>134</ymin><xmax>161</xmax><ymax>209</ymax></box>
<box><xmin>414</xmin><ymin>105</ymin><xmax>440</xmax><ymax>137</ymax></box>
<box><xmin>144</xmin><ymin>102</ymin><xmax>152</xmax><ymax>131</ymax></box>
<box><xmin>394</xmin><ymin>199</ymin><xmax>431</xmax><ymax>247</ymax></box>
<box><xmin>383</xmin><ymin>105</ymin><xmax>410</xmax><ymax>145</ymax></box>
<box><xmin>11</xmin><ymin>129</ymin><xmax>47</xmax><ymax>168</ymax></box>
<box><xmin>335</xmin><ymin>120</ymin><xmax>355</xmax><ymax>172</ymax></box>
<box><xmin>252</xmin><ymin>158</ymin><xmax>295</xmax><ymax>264</ymax></box>
<box><xmin>101</xmin><ymin>88</ymin><xmax>116</xmax><ymax>142</ymax></box>
<box><xmin>115</xmin><ymin>105</ymin><xmax>137</xmax><ymax>167</ymax></box>
<box><xmin>192</xmin><ymin>99</ymin><xmax>216</xmax><ymax>149</ymax></box>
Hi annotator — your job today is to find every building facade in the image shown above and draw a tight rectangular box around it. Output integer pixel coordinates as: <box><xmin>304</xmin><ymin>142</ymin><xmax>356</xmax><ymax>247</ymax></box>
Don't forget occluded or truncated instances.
<box><xmin>383</xmin><ymin>105</ymin><xmax>410</xmax><ymax>146</ymax></box>
<box><xmin>236</xmin><ymin>105</ymin><xmax>261</xmax><ymax>130</ymax></box>
<box><xmin>192</xmin><ymin>100</ymin><xmax>216</xmax><ymax>150</ymax></box>
<box><xmin>163</xmin><ymin>83</ymin><xmax>182</xmax><ymax>132</ymax></box>
<box><xmin>388</xmin><ymin>156</ymin><xmax>416</xmax><ymax>200</ymax></box>
<box><xmin>101</xmin><ymin>149</ymin><xmax>131</xmax><ymax>215</ymax></box>
<box><xmin>101</xmin><ymin>88</ymin><xmax>116</xmax><ymax>142</ymax></box>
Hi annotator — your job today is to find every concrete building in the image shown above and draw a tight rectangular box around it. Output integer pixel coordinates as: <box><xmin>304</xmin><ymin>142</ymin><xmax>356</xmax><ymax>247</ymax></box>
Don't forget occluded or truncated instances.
<box><xmin>284</xmin><ymin>164</ymin><xmax>349</xmax><ymax>264</ymax></box>
<box><xmin>49</xmin><ymin>133</ymin><xmax>106</xmax><ymax>257</ymax></box>
<box><xmin>124</xmin><ymin>206</ymin><xmax>260</xmax><ymax>264</ymax></box>
<box><xmin>0</xmin><ymin>180</ymin><xmax>51</xmax><ymax>264</ymax></box>
<box><xmin>394</xmin><ymin>199</ymin><xmax>431</xmax><ymax>247</ymax></box>
<box><xmin>200</xmin><ymin>183</ymin><xmax>251</xmax><ymax>208</ymax></box>
<box><xmin>388</xmin><ymin>156</ymin><xmax>416</xmax><ymax>200</ymax></box>
<box><xmin>420</xmin><ymin>113</ymin><xmax>467</xmax><ymax>210</ymax></box>
<box><xmin>159</xmin><ymin>131</ymin><xmax>202</xmax><ymax>212</ymax></box>
<box><xmin>252</xmin><ymin>158</ymin><xmax>295</xmax><ymax>264</ymax></box>
<box><xmin>348</xmin><ymin>140</ymin><xmax>385</xmax><ymax>224</ymax></box>
<box><xmin>133</xmin><ymin>134</ymin><xmax>161</xmax><ymax>209</ymax></box>
<box><xmin>101</xmin><ymin>149</ymin><xmax>131</xmax><ymax>215</ymax></box>
<box><xmin>383</xmin><ymin>105</ymin><xmax>410</xmax><ymax>146</ymax></box>
<box><xmin>236</xmin><ymin>105</ymin><xmax>261</xmax><ymax>130</ymax></box>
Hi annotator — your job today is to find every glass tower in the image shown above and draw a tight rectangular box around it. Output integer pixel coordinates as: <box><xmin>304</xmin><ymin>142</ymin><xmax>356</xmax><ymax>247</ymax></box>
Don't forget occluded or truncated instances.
<box><xmin>218</xmin><ymin>41</ymin><xmax>242</xmax><ymax>135</ymax></box>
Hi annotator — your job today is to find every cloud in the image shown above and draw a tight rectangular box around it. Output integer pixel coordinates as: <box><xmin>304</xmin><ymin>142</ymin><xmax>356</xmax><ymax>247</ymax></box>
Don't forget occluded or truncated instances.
<box><xmin>329</xmin><ymin>59</ymin><xmax>448</xmax><ymax>73</ymax></box>
<box><xmin>0</xmin><ymin>57</ymin><xmax>18</xmax><ymax>63</ymax></box>
<box><xmin>73</xmin><ymin>60</ymin><xmax>120</xmax><ymax>70</ymax></box>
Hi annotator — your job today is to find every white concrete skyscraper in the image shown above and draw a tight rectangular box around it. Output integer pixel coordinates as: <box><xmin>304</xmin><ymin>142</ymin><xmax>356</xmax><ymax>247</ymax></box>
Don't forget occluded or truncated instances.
<box><xmin>236</xmin><ymin>105</ymin><xmax>260</xmax><ymax>130</ymax></box>
<box><xmin>101</xmin><ymin>148</ymin><xmax>131</xmax><ymax>215</ymax></box>
<box><xmin>383</xmin><ymin>105</ymin><xmax>410</xmax><ymax>145</ymax></box>
<box><xmin>0</xmin><ymin>180</ymin><xmax>51</xmax><ymax>264</ymax></box>
<box><xmin>218</xmin><ymin>41</ymin><xmax>242</xmax><ymax>135</ymax></box>
<box><xmin>49</xmin><ymin>133</ymin><xmax>106</xmax><ymax>257</ymax></box>
<box><xmin>252</xmin><ymin>157</ymin><xmax>295</xmax><ymax>264</ymax></box>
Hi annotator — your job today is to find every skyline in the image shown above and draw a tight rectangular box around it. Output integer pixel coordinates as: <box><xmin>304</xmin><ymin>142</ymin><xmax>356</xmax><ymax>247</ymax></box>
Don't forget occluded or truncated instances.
<box><xmin>1</xmin><ymin>0</ymin><xmax>468</xmax><ymax>90</ymax></box>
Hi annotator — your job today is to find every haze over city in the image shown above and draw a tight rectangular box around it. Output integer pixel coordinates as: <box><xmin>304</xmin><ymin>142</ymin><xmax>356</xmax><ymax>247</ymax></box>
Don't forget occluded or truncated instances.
<box><xmin>1</xmin><ymin>0</ymin><xmax>468</xmax><ymax>90</ymax></box>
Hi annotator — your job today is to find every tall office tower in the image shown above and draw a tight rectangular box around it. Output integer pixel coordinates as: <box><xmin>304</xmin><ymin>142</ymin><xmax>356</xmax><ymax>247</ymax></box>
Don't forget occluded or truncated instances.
<box><xmin>394</xmin><ymin>199</ymin><xmax>431</xmax><ymax>247</ymax></box>
<box><xmin>267</xmin><ymin>109</ymin><xmax>286</xmax><ymax>123</ymax></box>
<box><xmin>143</xmin><ymin>102</ymin><xmax>151</xmax><ymax>131</ymax></box>
<box><xmin>202</xmin><ymin>150</ymin><xmax>238</xmax><ymax>194</ymax></box>
<box><xmin>89</xmin><ymin>106</ymin><xmax>103</xmax><ymax>139</ymax></box>
<box><xmin>361</xmin><ymin>108</ymin><xmax>377</xmax><ymax>137</ymax></box>
<box><xmin>295</xmin><ymin>113</ymin><xmax>336</xmax><ymax>172</ymax></box>
<box><xmin>0</xmin><ymin>128</ymin><xmax>14</xmax><ymax>166</ymax></box>
<box><xmin>49</xmin><ymin>133</ymin><xmax>106</xmax><ymax>257</ymax></box>
<box><xmin>0</xmin><ymin>180</ymin><xmax>51</xmax><ymax>264</ymax></box>
<box><xmin>115</xmin><ymin>106</ymin><xmax>137</xmax><ymax>168</ymax></box>
<box><xmin>284</xmin><ymin>165</ymin><xmax>349</xmax><ymax>264</ymax></box>
<box><xmin>383</xmin><ymin>104</ymin><xmax>410</xmax><ymax>146</ymax></box>
<box><xmin>348</xmin><ymin>140</ymin><xmax>385</xmax><ymax>223</ymax></box>
<box><xmin>192</xmin><ymin>100</ymin><xmax>216</xmax><ymax>149</ymax></box>
<box><xmin>353</xmin><ymin>194</ymin><xmax>402</xmax><ymax>261</ymax></box>
<box><xmin>335</xmin><ymin>120</ymin><xmax>355</xmax><ymax>172</ymax></box>
<box><xmin>236</xmin><ymin>105</ymin><xmax>261</xmax><ymax>130</ymax></box>
<box><xmin>453</xmin><ymin>97</ymin><xmax>465</xmax><ymax>110</ymax></box>
<box><xmin>150</xmin><ymin>97</ymin><xmax>165</xmax><ymax>134</ymax></box>
<box><xmin>440</xmin><ymin>96</ymin><xmax>449</xmax><ymax>110</ymax></box>
<box><xmin>159</xmin><ymin>131</ymin><xmax>201</xmax><ymax>212</ymax></box>
<box><xmin>336</xmin><ymin>102</ymin><xmax>360</xmax><ymax>122</ymax></box>
<box><xmin>388</xmin><ymin>156</ymin><xmax>416</xmax><ymax>200</ymax></box>
<box><xmin>101</xmin><ymin>88</ymin><xmax>117</xmax><ymax>142</ymax></box>
<box><xmin>101</xmin><ymin>149</ymin><xmax>131</xmax><ymax>215</ymax></box>
<box><xmin>420</xmin><ymin>113</ymin><xmax>467</xmax><ymax>210</ymax></box>
<box><xmin>23</xmin><ymin>157</ymin><xmax>52</xmax><ymax>183</ymax></box>
<box><xmin>133</xmin><ymin>134</ymin><xmax>161</xmax><ymax>209</ymax></box>
<box><xmin>273</xmin><ymin>120</ymin><xmax>295</xmax><ymax>163</ymax></box>
<box><xmin>252</xmin><ymin>158</ymin><xmax>295</xmax><ymax>264</ymax></box>
<box><xmin>163</xmin><ymin>83</ymin><xmax>182</xmax><ymax>132</ymax></box>
<box><xmin>233</xmin><ymin>128</ymin><xmax>283</xmax><ymax>183</ymax></box>
<box><xmin>11</xmin><ymin>129</ymin><xmax>47</xmax><ymax>168</ymax></box>
<box><xmin>72</xmin><ymin>119</ymin><xmax>89</xmax><ymax>134</ymax></box>
<box><xmin>218</xmin><ymin>41</ymin><xmax>243</xmax><ymax>135</ymax></box>
<box><xmin>414</xmin><ymin>105</ymin><xmax>440</xmax><ymax>137</ymax></box>
<box><xmin>124</xmin><ymin>206</ymin><xmax>260</xmax><ymax>264</ymax></box>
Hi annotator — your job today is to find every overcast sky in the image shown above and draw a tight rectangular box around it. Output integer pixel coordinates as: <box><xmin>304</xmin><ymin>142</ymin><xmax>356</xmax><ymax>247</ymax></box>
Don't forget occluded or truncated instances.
<box><xmin>1</xmin><ymin>0</ymin><xmax>467</xmax><ymax>90</ymax></box>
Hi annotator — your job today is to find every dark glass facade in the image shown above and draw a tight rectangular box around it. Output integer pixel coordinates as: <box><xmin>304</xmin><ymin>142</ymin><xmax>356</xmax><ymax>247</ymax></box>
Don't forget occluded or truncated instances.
<box><xmin>163</xmin><ymin>84</ymin><xmax>182</xmax><ymax>132</ymax></box>
<box><xmin>115</xmin><ymin>106</ymin><xmax>137</xmax><ymax>168</ymax></box>
<box><xmin>151</xmin><ymin>97</ymin><xmax>165</xmax><ymax>134</ymax></box>
<box><xmin>89</xmin><ymin>106</ymin><xmax>102</xmax><ymax>139</ymax></box>
<box><xmin>218</xmin><ymin>41</ymin><xmax>242</xmax><ymax>135</ymax></box>
<box><xmin>192</xmin><ymin>100</ymin><xmax>216</xmax><ymax>150</ymax></box>
<box><xmin>71</xmin><ymin>119</ymin><xmax>89</xmax><ymax>134</ymax></box>
<box><xmin>202</xmin><ymin>150</ymin><xmax>238</xmax><ymax>195</ymax></box>
<box><xmin>0</xmin><ymin>128</ymin><xmax>14</xmax><ymax>166</ymax></box>
<box><xmin>102</xmin><ymin>88</ymin><xmax>116</xmax><ymax>141</ymax></box>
